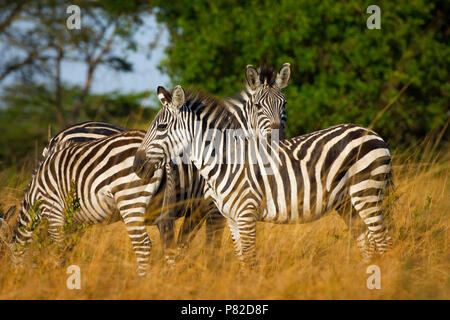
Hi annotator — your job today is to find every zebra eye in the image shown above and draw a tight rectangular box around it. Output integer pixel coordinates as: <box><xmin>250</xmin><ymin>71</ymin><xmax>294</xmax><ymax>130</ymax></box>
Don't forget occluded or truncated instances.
<box><xmin>157</xmin><ymin>123</ymin><xmax>168</xmax><ymax>130</ymax></box>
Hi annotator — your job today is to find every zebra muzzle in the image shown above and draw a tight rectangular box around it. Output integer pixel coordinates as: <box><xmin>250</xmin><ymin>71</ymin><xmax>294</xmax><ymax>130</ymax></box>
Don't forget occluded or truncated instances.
<box><xmin>133</xmin><ymin>149</ymin><xmax>159</xmax><ymax>180</ymax></box>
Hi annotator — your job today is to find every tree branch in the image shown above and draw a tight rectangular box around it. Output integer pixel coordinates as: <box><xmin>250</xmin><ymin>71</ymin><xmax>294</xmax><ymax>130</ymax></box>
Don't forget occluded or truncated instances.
<box><xmin>71</xmin><ymin>22</ymin><xmax>118</xmax><ymax>122</ymax></box>
<box><xmin>0</xmin><ymin>1</ymin><xmax>25</xmax><ymax>33</ymax></box>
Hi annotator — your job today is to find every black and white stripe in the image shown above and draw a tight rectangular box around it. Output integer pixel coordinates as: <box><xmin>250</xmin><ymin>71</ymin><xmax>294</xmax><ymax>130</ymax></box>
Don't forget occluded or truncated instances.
<box><xmin>39</xmin><ymin>121</ymin><xmax>188</xmax><ymax>263</ymax></box>
<box><xmin>228</xmin><ymin>63</ymin><xmax>290</xmax><ymax>139</ymax></box>
<box><xmin>42</xmin><ymin>121</ymin><xmax>126</xmax><ymax>158</ymax></box>
<box><xmin>136</xmin><ymin>63</ymin><xmax>292</xmax><ymax>247</ymax></box>
<box><xmin>7</xmin><ymin>131</ymin><xmax>163</xmax><ymax>275</ymax></box>
<box><xmin>4</xmin><ymin>122</ymin><xmax>208</xmax><ymax>268</ymax></box>
<box><xmin>136</xmin><ymin>85</ymin><xmax>393</xmax><ymax>266</ymax></box>
<box><xmin>3</xmin><ymin>63</ymin><xmax>293</xmax><ymax>272</ymax></box>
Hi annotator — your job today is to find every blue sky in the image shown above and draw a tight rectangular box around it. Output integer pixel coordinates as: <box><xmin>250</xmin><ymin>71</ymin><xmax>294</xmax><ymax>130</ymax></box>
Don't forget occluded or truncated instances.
<box><xmin>65</xmin><ymin>15</ymin><xmax>171</xmax><ymax>94</ymax></box>
<box><xmin>1</xmin><ymin>14</ymin><xmax>170</xmax><ymax>96</ymax></box>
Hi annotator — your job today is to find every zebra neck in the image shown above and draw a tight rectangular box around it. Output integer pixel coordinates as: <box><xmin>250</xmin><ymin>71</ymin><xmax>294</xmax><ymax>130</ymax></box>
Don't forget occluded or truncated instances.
<box><xmin>188</xmin><ymin>126</ymin><xmax>277</xmax><ymax>215</ymax></box>
<box><xmin>223</xmin><ymin>88</ymin><xmax>256</xmax><ymax>129</ymax></box>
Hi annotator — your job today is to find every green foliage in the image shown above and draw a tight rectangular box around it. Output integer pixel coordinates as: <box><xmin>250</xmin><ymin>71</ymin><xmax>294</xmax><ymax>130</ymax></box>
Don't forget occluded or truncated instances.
<box><xmin>62</xmin><ymin>180</ymin><xmax>92</xmax><ymax>250</ymax></box>
<box><xmin>26</xmin><ymin>200</ymin><xmax>41</xmax><ymax>232</ymax></box>
<box><xmin>84</xmin><ymin>90</ymin><xmax>156</xmax><ymax>124</ymax></box>
<box><xmin>1</xmin><ymin>0</ymin><xmax>447</xmax><ymax>169</ymax></box>
<box><xmin>153</xmin><ymin>0</ymin><xmax>449</xmax><ymax>148</ymax></box>
<box><xmin>0</xmin><ymin>0</ymin><xmax>155</xmax><ymax>168</ymax></box>
<box><xmin>63</xmin><ymin>180</ymin><xmax>82</xmax><ymax>233</ymax></box>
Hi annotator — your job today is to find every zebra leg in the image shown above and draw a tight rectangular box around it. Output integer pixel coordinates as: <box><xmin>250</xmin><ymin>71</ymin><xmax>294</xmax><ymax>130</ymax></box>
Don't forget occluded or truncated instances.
<box><xmin>349</xmin><ymin>185</ymin><xmax>392</xmax><ymax>260</ymax></box>
<box><xmin>158</xmin><ymin>163</ymin><xmax>177</xmax><ymax>266</ymax></box>
<box><xmin>157</xmin><ymin>218</ymin><xmax>176</xmax><ymax>266</ymax></box>
<box><xmin>46</xmin><ymin>210</ymin><xmax>68</xmax><ymax>266</ymax></box>
<box><xmin>336</xmin><ymin>198</ymin><xmax>376</xmax><ymax>261</ymax></box>
<box><xmin>9</xmin><ymin>205</ymin><xmax>42</xmax><ymax>265</ymax></box>
<box><xmin>228</xmin><ymin>208</ymin><xmax>258</xmax><ymax>267</ymax></box>
<box><xmin>118</xmin><ymin>206</ymin><xmax>152</xmax><ymax>277</ymax></box>
<box><xmin>47</xmin><ymin>221</ymin><xmax>64</xmax><ymax>247</ymax></box>
<box><xmin>226</xmin><ymin>218</ymin><xmax>243</xmax><ymax>263</ymax></box>
<box><xmin>237</xmin><ymin>212</ymin><xmax>257</xmax><ymax>267</ymax></box>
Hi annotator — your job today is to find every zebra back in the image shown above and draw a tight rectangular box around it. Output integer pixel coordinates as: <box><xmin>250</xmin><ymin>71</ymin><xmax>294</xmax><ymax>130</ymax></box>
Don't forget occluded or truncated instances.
<box><xmin>42</xmin><ymin>121</ymin><xmax>127</xmax><ymax>158</ymax></box>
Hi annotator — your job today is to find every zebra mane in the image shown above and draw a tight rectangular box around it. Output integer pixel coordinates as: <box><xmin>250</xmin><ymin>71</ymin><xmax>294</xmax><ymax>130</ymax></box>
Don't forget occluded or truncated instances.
<box><xmin>182</xmin><ymin>89</ymin><xmax>242</xmax><ymax>130</ymax></box>
<box><xmin>258</xmin><ymin>65</ymin><xmax>276</xmax><ymax>86</ymax></box>
<box><xmin>184</xmin><ymin>89</ymin><xmax>220</xmax><ymax>110</ymax></box>
<box><xmin>42</xmin><ymin>139</ymin><xmax>79</xmax><ymax>159</ymax></box>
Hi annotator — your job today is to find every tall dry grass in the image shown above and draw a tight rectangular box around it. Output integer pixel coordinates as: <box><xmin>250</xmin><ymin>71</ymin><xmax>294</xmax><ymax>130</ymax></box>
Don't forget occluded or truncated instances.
<box><xmin>0</xmin><ymin>140</ymin><xmax>448</xmax><ymax>300</ymax></box>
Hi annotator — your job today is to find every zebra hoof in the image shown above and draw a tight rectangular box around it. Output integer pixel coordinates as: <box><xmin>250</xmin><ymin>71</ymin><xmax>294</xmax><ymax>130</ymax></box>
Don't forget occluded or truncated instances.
<box><xmin>357</xmin><ymin>231</ymin><xmax>376</xmax><ymax>263</ymax></box>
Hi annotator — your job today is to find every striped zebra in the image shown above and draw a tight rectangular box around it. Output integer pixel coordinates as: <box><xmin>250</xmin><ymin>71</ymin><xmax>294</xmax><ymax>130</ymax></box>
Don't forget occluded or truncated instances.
<box><xmin>0</xmin><ymin>63</ymin><xmax>292</xmax><ymax>272</ymax></box>
<box><xmin>46</xmin><ymin>63</ymin><xmax>291</xmax><ymax>254</ymax></box>
<box><xmin>144</xmin><ymin>62</ymin><xmax>292</xmax><ymax>250</ymax></box>
<box><xmin>134</xmin><ymin>85</ymin><xmax>393</xmax><ymax>266</ymax></box>
<box><xmin>42</xmin><ymin>121</ymin><xmax>126</xmax><ymax>158</ymax></box>
<box><xmin>42</xmin><ymin>122</ymin><xmax>185</xmax><ymax>262</ymax></box>
<box><xmin>39</xmin><ymin>121</ymin><xmax>201</xmax><ymax>262</ymax></box>
<box><xmin>2</xmin><ymin>130</ymin><xmax>165</xmax><ymax>275</ymax></box>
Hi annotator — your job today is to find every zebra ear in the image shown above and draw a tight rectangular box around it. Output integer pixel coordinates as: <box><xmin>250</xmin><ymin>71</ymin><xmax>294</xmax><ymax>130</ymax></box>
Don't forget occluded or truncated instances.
<box><xmin>275</xmin><ymin>63</ymin><xmax>291</xmax><ymax>89</ymax></box>
<box><xmin>157</xmin><ymin>86</ymin><xmax>172</xmax><ymax>107</ymax></box>
<box><xmin>246</xmin><ymin>65</ymin><xmax>260</xmax><ymax>90</ymax></box>
<box><xmin>171</xmin><ymin>85</ymin><xmax>186</xmax><ymax>109</ymax></box>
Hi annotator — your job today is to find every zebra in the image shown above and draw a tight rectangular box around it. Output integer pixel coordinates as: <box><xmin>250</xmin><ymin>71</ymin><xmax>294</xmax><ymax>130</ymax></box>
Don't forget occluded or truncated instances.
<box><xmin>42</xmin><ymin>121</ymin><xmax>126</xmax><ymax>158</ymax></box>
<box><xmin>134</xmin><ymin>85</ymin><xmax>393</xmax><ymax>266</ymax></box>
<box><xmin>39</xmin><ymin>121</ymin><xmax>193</xmax><ymax>263</ymax></box>
<box><xmin>231</xmin><ymin>63</ymin><xmax>290</xmax><ymax>140</ymax></box>
<box><xmin>0</xmin><ymin>130</ymin><xmax>166</xmax><ymax>275</ymax></box>
<box><xmin>0</xmin><ymin>63</ymin><xmax>292</xmax><ymax>272</ymax></box>
<box><xmin>148</xmin><ymin>62</ymin><xmax>292</xmax><ymax>250</ymax></box>
<box><xmin>42</xmin><ymin>63</ymin><xmax>291</xmax><ymax>255</ymax></box>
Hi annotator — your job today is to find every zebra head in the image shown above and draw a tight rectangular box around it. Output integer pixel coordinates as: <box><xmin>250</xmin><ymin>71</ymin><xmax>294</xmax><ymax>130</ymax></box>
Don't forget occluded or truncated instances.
<box><xmin>134</xmin><ymin>85</ymin><xmax>188</xmax><ymax>179</ymax></box>
<box><xmin>0</xmin><ymin>205</ymin><xmax>16</xmax><ymax>249</ymax></box>
<box><xmin>244</xmin><ymin>63</ymin><xmax>291</xmax><ymax>140</ymax></box>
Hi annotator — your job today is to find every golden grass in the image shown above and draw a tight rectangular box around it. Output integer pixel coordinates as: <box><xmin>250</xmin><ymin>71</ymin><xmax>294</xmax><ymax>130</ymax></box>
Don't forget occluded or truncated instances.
<box><xmin>0</xmin><ymin>145</ymin><xmax>448</xmax><ymax>300</ymax></box>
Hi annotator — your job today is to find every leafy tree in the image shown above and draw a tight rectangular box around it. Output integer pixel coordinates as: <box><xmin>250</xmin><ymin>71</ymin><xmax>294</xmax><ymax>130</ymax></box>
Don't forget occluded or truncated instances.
<box><xmin>152</xmin><ymin>0</ymin><xmax>449</xmax><ymax>148</ymax></box>
<box><xmin>0</xmin><ymin>82</ymin><xmax>155</xmax><ymax>168</ymax></box>
<box><xmin>0</xmin><ymin>0</ymin><xmax>152</xmax><ymax>126</ymax></box>
<box><xmin>0</xmin><ymin>0</ymin><xmax>157</xmax><ymax>167</ymax></box>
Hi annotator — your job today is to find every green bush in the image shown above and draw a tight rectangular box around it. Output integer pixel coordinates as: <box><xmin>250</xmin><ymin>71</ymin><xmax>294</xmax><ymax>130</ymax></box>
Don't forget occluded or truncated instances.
<box><xmin>154</xmin><ymin>0</ymin><xmax>449</xmax><ymax>148</ymax></box>
<box><xmin>0</xmin><ymin>83</ymin><xmax>156</xmax><ymax>168</ymax></box>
